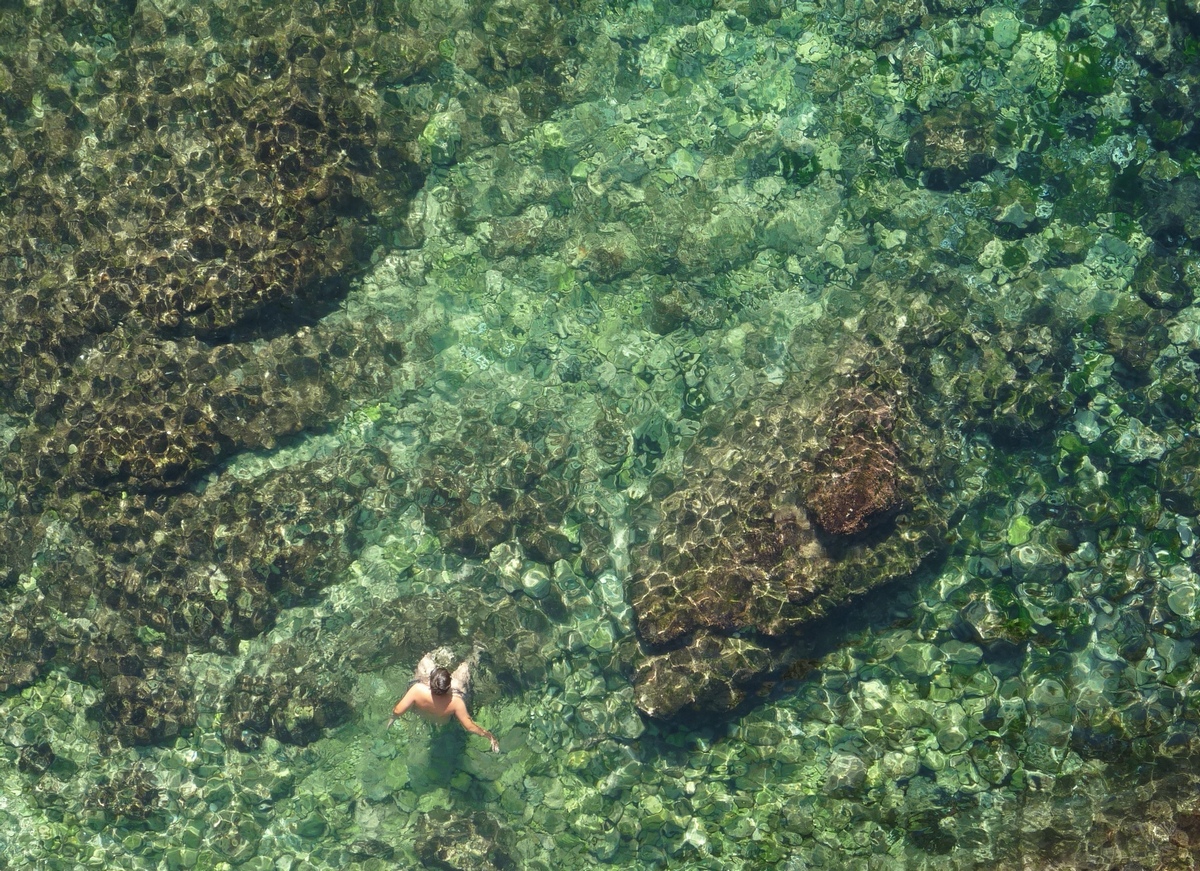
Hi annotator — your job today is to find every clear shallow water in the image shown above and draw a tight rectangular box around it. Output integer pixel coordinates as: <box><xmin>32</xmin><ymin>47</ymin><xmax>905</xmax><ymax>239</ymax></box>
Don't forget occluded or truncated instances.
<box><xmin>2</xmin><ymin>0</ymin><xmax>1200</xmax><ymax>867</ymax></box>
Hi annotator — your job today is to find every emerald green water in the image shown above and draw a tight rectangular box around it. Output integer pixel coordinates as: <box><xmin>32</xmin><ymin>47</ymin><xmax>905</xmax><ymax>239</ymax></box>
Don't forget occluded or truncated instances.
<box><xmin>2</xmin><ymin>0</ymin><xmax>1200</xmax><ymax>867</ymax></box>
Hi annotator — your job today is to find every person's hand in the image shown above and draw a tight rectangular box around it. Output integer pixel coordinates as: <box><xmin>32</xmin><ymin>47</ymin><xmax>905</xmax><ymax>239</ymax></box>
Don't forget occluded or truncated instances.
<box><xmin>488</xmin><ymin>733</ymin><xmax>500</xmax><ymax>753</ymax></box>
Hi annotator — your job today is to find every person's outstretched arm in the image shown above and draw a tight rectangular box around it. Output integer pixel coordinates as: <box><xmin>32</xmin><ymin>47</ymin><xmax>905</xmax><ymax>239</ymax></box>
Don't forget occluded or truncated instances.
<box><xmin>454</xmin><ymin>704</ymin><xmax>500</xmax><ymax>752</ymax></box>
<box><xmin>387</xmin><ymin>687</ymin><xmax>418</xmax><ymax>728</ymax></box>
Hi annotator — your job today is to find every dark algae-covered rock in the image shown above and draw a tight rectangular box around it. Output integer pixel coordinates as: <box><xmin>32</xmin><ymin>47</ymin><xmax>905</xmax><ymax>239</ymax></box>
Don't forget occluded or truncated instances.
<box><xmin>85</xmin><ymin>762</ymin><xmax>162</xmax><ymax>823</ymax></box>
<box><xmin>905</xmin><ymin>103</ymin><xmax>999</xmax><ymax>192</ymax></box>
<box><xmin>629</xmin><ymin>372</ymin><xmax>948</xmax><ymax>718</ymax></box>
<box><xmin>0</xmin><ymin>0</ymin><xmax>584</xmax><ymax>750</ymax></box>
<box><xmin>1160</xmin><ymin>440</ymin><xmax>1200</xmax><ymax>515</ymax></box>
<box><xmin>0</xmin><ymin>5</ymin><xmax>425</xmax><ymax>419</ymax></box>
<box><xmin>804</xmin><ymin>392</ymin><xmax>905</xmax><ymax>537</ymax></box>
<box><xmin>17</xmin><ymin>316</ymin><xmax>403</xmax><ymax>494</ymax></box>
<box><xmin>0</xmin><ymin>0</ymin><xmax>432</xmax><ymax>741</ymax></box>
<box><xmin>60</xmin><ymin>450</ymin><xmax>386</xmax><ymax>744</ymax></box>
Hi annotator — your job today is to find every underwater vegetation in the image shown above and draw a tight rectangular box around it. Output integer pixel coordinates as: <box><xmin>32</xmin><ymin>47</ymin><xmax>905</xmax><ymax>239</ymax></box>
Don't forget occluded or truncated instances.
<box><xmin>2</xmin><ymin>0</ymin><xmax>1200</xmax><ymax>867</ymax></box>
<box><xmin>0</xmin><ymin>0</ymin><xmax>580</xmax><ymax>741</ymax></box>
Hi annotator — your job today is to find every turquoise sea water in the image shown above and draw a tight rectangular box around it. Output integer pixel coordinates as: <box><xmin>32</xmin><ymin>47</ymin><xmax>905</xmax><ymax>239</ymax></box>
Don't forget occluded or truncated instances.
<box><xmin>3</xmin><ymin>0</ymin><xmax>1200</xmax><ymax>867</ymax></box>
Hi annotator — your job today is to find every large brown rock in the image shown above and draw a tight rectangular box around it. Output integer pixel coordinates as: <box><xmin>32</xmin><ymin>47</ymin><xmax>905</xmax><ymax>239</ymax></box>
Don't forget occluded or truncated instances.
<box><xmin>629</xmin><ymin>376</ymin><xmax>948</xmax><ymax>719</ymax></box>
<box><xmin>804</xmin><ymin>395</ymin><xmax>904</xmax><ymax>536</ymax></box>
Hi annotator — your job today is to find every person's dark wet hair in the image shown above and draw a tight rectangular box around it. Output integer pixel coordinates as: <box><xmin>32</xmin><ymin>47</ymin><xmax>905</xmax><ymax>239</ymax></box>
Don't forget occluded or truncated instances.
<box><xmin>430</xmin><ymin>667</ymin><xmax>452</xmax><ymax>696</ymax></box>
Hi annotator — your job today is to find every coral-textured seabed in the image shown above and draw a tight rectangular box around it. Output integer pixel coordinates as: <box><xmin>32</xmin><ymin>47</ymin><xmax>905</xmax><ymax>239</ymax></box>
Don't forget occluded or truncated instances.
<box><xmin>4</xmin><ymin>0</ymin><xmax>1200</xmax><ymax>867</ymax></box>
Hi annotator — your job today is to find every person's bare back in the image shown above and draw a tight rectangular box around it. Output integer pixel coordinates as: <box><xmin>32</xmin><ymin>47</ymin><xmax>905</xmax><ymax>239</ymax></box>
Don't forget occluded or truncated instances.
<box><xmin>388</xmin><ymin>649</ymin><xmax>499</xmax><ymax>752</ymax></box>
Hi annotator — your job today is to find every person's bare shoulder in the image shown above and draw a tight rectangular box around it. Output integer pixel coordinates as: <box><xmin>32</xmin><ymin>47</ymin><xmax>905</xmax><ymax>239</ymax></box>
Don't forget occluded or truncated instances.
<box><xmin>390</xmin><ymin>684</ymin><xmax>422</xmax><ymax>723</ymax></box>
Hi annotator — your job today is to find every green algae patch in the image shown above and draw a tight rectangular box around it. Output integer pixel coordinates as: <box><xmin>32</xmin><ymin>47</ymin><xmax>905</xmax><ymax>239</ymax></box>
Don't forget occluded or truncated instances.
<box><xmin>1005</xmin><ymin>514</ymin><xmax>1034</xmax><ymax>546</ymax></box>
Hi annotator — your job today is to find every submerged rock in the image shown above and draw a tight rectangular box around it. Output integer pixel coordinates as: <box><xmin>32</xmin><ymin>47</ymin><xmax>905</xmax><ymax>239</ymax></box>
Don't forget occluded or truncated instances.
<box><xmin>0</xmin><ymin>447</ymin><xmax>388</xmax><ymax>744</ymax></box>
<box><xmin>19</xmin><ymin>316</ymin><xmax>403</xmax><ymax>494</ymax></box>
<box><xmin>0</xmin><ymin>0</ymin><xmax>588</xmax><ymax>750</ymax></box>
<box><xmin>823</xmin><ymin>752</ymin><xmax>868</xmax><ymax>797</ymax></box>
<box><xmin>223</xmin><ymin>647</ymin><xmax>355</xmax><ymax>751</ymax></box>
<box><xmin>84</xmin><ymin>762</ymin><xmax>162</xmax><ymax>822</ymax></box>
<box><xmin>1132</xmin><ymin>249</ymin><xmax>1194</xmax><ymax>311</ymax></box>
<box><xmin>414</xmin><ymin>810</ymin><xmax>516</xmax><ymax>871</ymax></box>
<box><xmin>905</xmin><ymin>104</ymin><xmax>999</xmax><ymax>191</ymax></box>
<box><xmin>629</xmin><ymin>371</ymin><xmax>950</xmax><ymax>719</ymax></box>
<box><xmin>1160</xmin><ymin>440</ymin><xmax>1200</xmax><ymax>515</ymax></box>
<box><xmin>804</xmin><ymin>396</ymin><xmax>904</xmax><ymax>536</ymax></box>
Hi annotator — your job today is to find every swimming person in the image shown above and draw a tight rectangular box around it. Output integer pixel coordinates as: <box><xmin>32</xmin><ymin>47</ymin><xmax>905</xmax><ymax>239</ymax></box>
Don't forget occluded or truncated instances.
<box><xmin>388</xmin><ymin>647</ymin><xmax>500</xmax><ymax>752</ymax></box>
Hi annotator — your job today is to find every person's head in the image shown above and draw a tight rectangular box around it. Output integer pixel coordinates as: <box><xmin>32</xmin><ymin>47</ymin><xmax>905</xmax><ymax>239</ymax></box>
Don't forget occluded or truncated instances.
<box><xmin>430</xmin><ymin>667</ymin><xmax>452</xmax><ymax>696</ymax></box>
